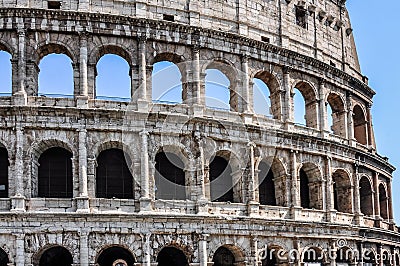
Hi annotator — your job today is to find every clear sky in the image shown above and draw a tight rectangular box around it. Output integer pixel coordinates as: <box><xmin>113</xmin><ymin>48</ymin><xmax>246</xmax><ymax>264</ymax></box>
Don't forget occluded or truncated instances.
<box><xmin>347</xmin><ymin>1</ymin><xmax>400</xmax><ymax>223</ymax></box>
<box><xmin>0</xmin><ymin>1</ymin><xmax>398</xmax><ymax>222</ymax></box>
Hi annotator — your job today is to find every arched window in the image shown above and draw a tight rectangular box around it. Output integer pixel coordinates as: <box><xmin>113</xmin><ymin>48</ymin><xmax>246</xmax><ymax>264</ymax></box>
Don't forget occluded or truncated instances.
<box><xmin>258</xmin><ymin>161</ymin><xmax>276</xmax><ymax>206</ymax></box>
<box><xmin>379</xmin><ymin>184</ymin><xmax>389</xmax><ymax>220</ymax></box>
<box><xmin>39</xmin><ymin>54</ymin><xmax>74</xmax><ymax>97</ymax></box>
<box><xmin>327</xmin><ymin>93</ymin><xmax>346</xmax><ymax>137</ymax></box>
<box><xmin>253</xmin><ymin>78</ymin><xmax>272</xmax><ymax>117</ymax></box>
<box><xmin>0</xmin><ymin>147</ymin><xmax>8</xmax><ymax>198</ymax></box>
<box><xmin>38</xmin><ymin>147</ymin><xmax>73</xmax><ymax>198</ymax></box>
<box><xmin>157</xmin><ymin>247</ymin><xmax>189</xmax><ymax>266</ymax></box>
<box><xmin>0</xmin><ymin>50</ymin><xmax>12</xmax><ymax>95</ymax></box>
<box><xmin>97</xmin><ymin>246</ymin><xmax>135</xmax><ymax>266</ymax></box>
<box><xmin>205</xmin><ymin>69</ymin><xmax>231</xmax><ymax>110</ymax></box>
<box><xmin>0</xmin><ymin>247</ymin><xmax>9</xmax><ymax>266</ymax></box>
<box><xmin>155</xmin><ymin>151</ymin><xmax>186</xmax><ymax>200</ymax></box>
<box><xmin>261</xmin><ymin>248</ymin><xmax>280</xmax><ymax>266</ymax></box>
<box><xmin>213</xmin><ymin>247</ymin><xmax>235</xmax><ymax>266</ymax></box>
<box><xmin>96</xmin><ymin>148</ymin><xmax>133</xmax><ymax>199</ymax></box>
<box><xmin>96</xmin><ymin>54</ymin><xmax>131</xmax><ymax>101</ymax></box>
<box><xmin>303</xmin><ymin>247</ymin><xmax>324</xmax><ymax>266</ymax></box>
<box><xmin>359</xmin><ymin>177</ymin><xmax>373</xmax><ymax>216</ymax></box>
<box><xmin>39</xmin><ymin>246</ymin><xmax>73</xmax><ymax>266</ymax></box>
<box><xmin>332</xmin><ymin>170</ymin><xmax>352</xmax><ymax>213</ymax></box>
<box><xmin>326</xmin><ymin>103</ymin><xmax>334</xmax><ymax>133</ymax></box>
<box><xmin>299</xmin><ymin>164</ymin><xmax>323</xmax><ymax>210</ymax></box>
<box><xmin>293</xmin><ymin>82</ymin><xmax>318</xmax><ymax>128</ymax></box>
<box><xmin>209</xmin><ymin>155</ymin><xmax>234</xmax><ymax>202</ymax></box>
<box><xmin>152</xmin><ymin>61</ymin><xmax>183</xmax><ymax>104</ymax></box>
<box><xmin>353</xmin><ymin>105</ymin><xmax>368</xmax><ymax>145</ymax></box>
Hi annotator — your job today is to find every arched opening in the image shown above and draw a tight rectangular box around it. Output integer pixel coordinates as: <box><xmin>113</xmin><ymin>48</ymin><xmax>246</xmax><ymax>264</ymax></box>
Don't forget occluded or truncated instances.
<box><xmin>253</xmin><ymin>71</ymin><xmax>281</xmax><ymax>119</ymax></box>
<box><xmin>326</xmin><ymin>103</ymin><xmax>334</xmax><ymax>133</ymax></box>
<box><xmin>363</xmin><ymin>250</ymin><xmax>376</xmax><ymax>266</ymax></box>
<box><xmin>382</xmin><ymin>251</ymin><xmax>391</xmax><ymax>266</ymax></box>
<box><xmin>205</xmin><ymin>66</ymin><xmax>233</xmax><ymax>111</ymax></box>
<box><xmin>253</xmin><ymin>78</ymin><xmax>272</xmax><ymax>117</ymax></box>
<box><xmin>152</xmin><ymin>61</ymin><xmax>183</xmax><ymax>104</ymax></box>
<box><xmin>97</xmin><ymin>246</ymin><xmax>135</xmax><ymax>266</ymax></box>
<box><xmin>38</xmin><ymin>147</ymin><xmax>73</xmax><ymax>198</ymax></box>
<box><xmin>332</xmin><ymin>170</ymin><xmax>352</xmax><ymax>213</ymax></box>
<box><xmin>157</xmin><ymin>246</ymin><xmax>189</xmax><ymax>266</ymax></box>
<box><xmin>353</xmin><ymin>105</ymin><xmax>368</xmax><ymax>145</ymax></box>
<box><xmin>395</xmin><ymin>253</ymin><xmax>400</xmax><ymax>266</ymax></box>
<box><xmin>299</xmin><ymin>164</ymin><xmax>323</xmax><ymax>210</ymax></box>
<box><xmin>96</xmin><ymin>54</ymin><xmax>131</xmax><ymax>101</ymax></box>
<box><xmin>39</xmin><ymin>246</ymin><xmax>73</xmax><ymax>266</ymax></box>
<box><xmin>379</xmin><ymin>183</ymin><xmax>389</xmax><ymax>220</ymax></box>
<box><xmin>303</xmin><ymin>247</ymin><xmax>324</xmax><ymax>266</ymax></box>
<box><xmin>0</xmin><ymin>147</ymin><xmax>8</xmax><ymax>198</ymax></box>
<box><xmin>258</xmin><ymin>161</ymin><xmax>276</xmax><ymax>206</ymax></box>
<box><xmin>0</xmin><ymin>247</ymin><xmax>9</xmax><ymax>266</ymax></box>
<box><xmin>0</xmin><ymin>50</ymin><xmax>12</xmax><ymax>95</ymax></box>
<box><xmin>327</xmin><ymin>93</ymin><xmax>346</xmax><ymax>137</ymax></box>
<box><xmin>96</xmin><ymin>148</ymin><xmax>133</xmax><ymax>199</ymax></box>
<box><xmin>39</xmin><ymin>54</ymin><xmax>74</xmax><ymax>97</ymax></box>
<box><xmin>336</xmin><ymin>247</ymin><xmax>354</xmax><ymax>266</ymax></box>
<box><xmin>293</xmin><ymin>82</ymin><xmax>318</xmax><ymax>128</ymax></box>
<box><xmin>261</xmin><ymin>246</ymin><xmax>287</xmax><ymax>266</ymax></box>
<box><xmin>213</xmin><ymin>246</ymin><xmax>235</xmax><ymax>266</ymax></box>
<box><xmin>155</xmin><ymin>151</ymin><xmax>186</xmax><ymax>200</ymax></box>
<box><xmin>359</xmin><ymin>176</ymin><xmax>373</xmax><ymax>216</ymax></box>
<box><xmin>209</xmin><ymin>155</ymin><xmax>234</xmax><ymax>202</ymax></box>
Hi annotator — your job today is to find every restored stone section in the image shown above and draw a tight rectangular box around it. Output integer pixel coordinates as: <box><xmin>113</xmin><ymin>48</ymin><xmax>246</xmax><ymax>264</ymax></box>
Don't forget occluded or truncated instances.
<box><xmin>0</xmin><ymin>0</ymin><xmax>397</xmax><ymax>265</ymax></box>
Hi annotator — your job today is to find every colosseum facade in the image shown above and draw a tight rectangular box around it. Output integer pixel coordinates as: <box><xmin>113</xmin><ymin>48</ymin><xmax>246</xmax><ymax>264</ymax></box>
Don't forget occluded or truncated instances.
<box><xmin>0</xmin><ymin>0</ymin><xmax>398</xmax><ymax>265</ymax></box>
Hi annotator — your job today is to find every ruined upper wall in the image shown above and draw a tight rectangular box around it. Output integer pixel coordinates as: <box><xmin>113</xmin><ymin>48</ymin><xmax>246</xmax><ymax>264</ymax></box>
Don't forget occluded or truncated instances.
<box><xmin>0</xmin><ymin>0</ymin><xmax>362</xmax><ymax>79</ymax></box>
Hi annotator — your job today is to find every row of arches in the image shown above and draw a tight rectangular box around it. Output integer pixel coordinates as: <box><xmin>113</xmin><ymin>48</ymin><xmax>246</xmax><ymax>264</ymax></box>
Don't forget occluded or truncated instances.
<box><xmin>0</xmin><ymin>143</ymin><xmax>390</xmax><ymax>219</ymax></box>
<box><xmin>0</xmin><ymin>47</ymin><xmax>370</xmax><ymax>145</ymax></box>
<box><xmin>2</xmin><ymin>243</ymin><xmax>397</xmax><ymax>266</ymax></box>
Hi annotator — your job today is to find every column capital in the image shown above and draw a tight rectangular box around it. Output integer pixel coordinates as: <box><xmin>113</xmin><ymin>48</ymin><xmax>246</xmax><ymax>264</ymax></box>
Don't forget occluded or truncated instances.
<box><xmin>283</xmin><ymin>66</ymin><xmax>292</xmax><ymax>74</ymax></box>
<box><xmin>138</xmin><ymin>34</ymin><xmax>148</xmax><ymax>44</ymax></box>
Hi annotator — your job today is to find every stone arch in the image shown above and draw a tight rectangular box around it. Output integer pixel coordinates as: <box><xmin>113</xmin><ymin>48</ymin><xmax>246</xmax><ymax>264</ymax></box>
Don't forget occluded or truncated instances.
<box><xmin>0</xmin><ymin>247</ymin><xmax>9</xmax><ymax>266</ymax></box>
<box><xmin>150</xmin><ymin>235</ymin><xmax>195</xmax><ymax>264</ymax></box>
<box><xmin>336</xmin><ymin>246</ymin><xmax>357</xmax><ymax>264</ymax></box>
<box><xmin>152</xmin><ymin>52</ymin><xmax>184</xmax><ymax>65</ymax></box>
<box><xmin>92</xmin><ymin>140</ymin><xmax>136</xmax><ymax>168</ymax></box>
<box><xmin>35</xmin><ymin>43</ymin><xmax>76</xmax><ymax>65</ymax></box>
<box><xmin>33</xmin><ymin>244</ymin><xmax>76</xmax><ymax>266</ymax></box>
<box><xmin>353</xmin><ymin>104</ymin><xmax>368</xmax><ymax>145</ymax></box>
<box><xmin>332</xmin><ymin>169</ymin><xmax>353</xmax><ymax>213</ymax></box>
<box><xmin>292</xmin><ymin>81</ymin><xmax>319</xmax><ymax>129</ymax></box>
<box><xmin>91</xmin><ymin>45</ymin><xmax>133</xmax><ymax>66</ymax></box>
<box><xmin>260</xmin><ymin>243</ymin><xmax>289</xmax><ymax>265</ymax></box>
<box><xmin>0</xmin><ymin>40</ymin><xmax>15</xmax><ymax>57</ymax></box>
<box><xmin>299</xmin><ymin>162</ymin><xmax>323</xmax><ymax>210</ymax></box>
<box><xmin>253</xmin><ymin>71</ymin><xmax>282</xmax><ymax>119</ymax></box>
<box><xmin>301</xmin><ymin>246</ymin><xmax>326</xmax><ymax>264</ymax></box>
<box><xmin>362</xmin><ymin>248</ymin><xmax>377</xmax><ymax>265</ymax></box>
<box><xmin>96</xmin><ymin>245</ymin><xmax>136</xmax><ymax>266</ymax></box>
<box><xmin>359</xmin><ymin>176</ymin><xmax>374</xmax><ymax>216</ymax></box>
<box><xmin>208</xmin><ymin>149</ymin><xmax>242</xmax><ymax>203</ymax></box>
<box><xmin>327</xmin><ymin>92</ymin><xmax>346</xmax><ymax>137</ymax></box>
<box><xmin>378</xmin><ymin>183</ymin><xmax>389</xmax><ymax>220</ymax></box>
<box><xmin>212</xmin><ymin>244</ymin><xmax>246</xmax><ymax>266</ymax></box>
<box><xmin>204</xmin><ymin>59</ymin><xmax>240</xmax><ymax>111</ymax></box>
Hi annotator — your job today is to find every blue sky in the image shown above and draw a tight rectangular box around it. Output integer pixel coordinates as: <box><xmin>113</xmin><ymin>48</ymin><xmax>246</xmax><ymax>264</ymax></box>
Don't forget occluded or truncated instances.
<box><xmin>347</xmin><ymin>1</ymin><xmax>400</xmax><ymax>223</ymax></box>
<box><xmin>0</xmin><ymin>2</ymin><xmax>398</xmax><ymax>222</ymax></box>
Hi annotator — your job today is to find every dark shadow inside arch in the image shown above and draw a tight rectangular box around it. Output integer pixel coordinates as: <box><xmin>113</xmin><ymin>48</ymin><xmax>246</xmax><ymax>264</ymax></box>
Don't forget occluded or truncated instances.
<box><xmin>155</xmin><ymin>151</ymin><xmax>186</xmax><ymax>200</ymax></box>
<box><xmin>332</xmin><ymin>170</ymin><xmax>352</xmax><ymax>214</ymax></box>
<box><xmin>261</xmin><ymin>248</ymin><xmax>278</xmax><ymax>266</ymax></box>
<box><xmin>353</xmin><ymin>105</ymin><xmax>368</xmax><ymax>145</ymax></box>
<box><xmin>38</xmin><ymin>147</ymin><xmax>73</xmax><ymax>198</ymax></box>
<box><xmin>300</xmin><ymin>169</ymin><xmax>310</xmax><ymax>209</ymax></box>
<box><xmin>359</xmin><ymin>176</ymin><xmax>373</xmax><ymax>216</ymax></box>
<box><xmin>157</xmin><ymin>246</ymin><xmax>189</xmax><ymax>266</ymax></box>
<box><xmin>39</xmin><ymin>246</ymin><xmax>73</xmax><ymax>266</ymax></box>
<box><xmin>96</xmin><ymin>148</ymin><xmax>134</xmax><ymax>199</ymax></box>
<box><xmin>97</xmin><ymin>246</ymin><xmax>135</xmax><ymax>266</ymax></box>
<box><xmin>213</xmin><ymin>246</ymin><xmax>235</xmax><ymax>266</ymax></box>
<box><xmin>258</xmin><ymin>161</ymin><xmax>276</xmax><ymax>206</ymax></box>
<box><xmin>0</xmin><ymin>147</ymin><xmax>9</xmax><ymax>198</ymax></box>
<box><xmin>379</xmin><ymin>184</ymin><xmax>389</xmax><ymax>219</ymax></box>
<box><xmin>303</xmin><ymin>247</ymin><xmax>323</xmax><ymax>265</ymax></box>
<box><xmin>0</xmin><ymin>247</ymin><xmax>9</xmax><ymax>266</ymax></box>
<box><xmin>209</xmin><ymin>156</ymin><xmax>234</xmax><ymax>202</ymax></box>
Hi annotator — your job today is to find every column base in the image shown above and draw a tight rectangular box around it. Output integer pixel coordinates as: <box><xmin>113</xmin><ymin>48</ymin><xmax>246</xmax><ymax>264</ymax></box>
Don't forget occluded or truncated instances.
<box><xmin>75</xmin><ymin>196</ymin><xmax>90</xmax><ymax>213</ymax></box>
<box><xmin>139</xmin><ymin>197</ymin><xmax>153</xmax><ymax>212</ymax></box>
<box><xmin>76</xmin><ymin>96</ymin><xmax>89</xmax><ymax>108</ymax></box>
<box><xmin>137</xmin><ymin>100</ymin><xmax>149</xmax><ymax>112</ymax></box>
<box><xmin>12</xmin><ymin>92</ymin><xmax>27</xmax><ymax>106</ymax></box>
<box><xmin>190</xmin><ymin>104</ymin><xmax>204</xmax><ymax>117</ymax></box>
<box><xmin>354</xmin><ymin>212</ymin><xmax>363</xmax><ymax>226</ymax></box>
<box><xmin>196</xmin><ymin>198</ymin><xmax>209</xmax><ymax>215</ymax></box>
<box><xmin>11</xmin><ymin>195</ymin><xmax>26</xmax><ymax>212</ymax></box>
<box><xmin>242</xmin><ymin>112</ymin><xmax>254</xmax><ymax>124</ymax></box>
<box><xmin>290</xmin><ymin>206</ymin><xmax>303</xmax><ymax>220</ymax></box>
<box><xmin>247</xmin><ymin>201</ymin><xmax>260</xmax><ymax>217</ymax></box>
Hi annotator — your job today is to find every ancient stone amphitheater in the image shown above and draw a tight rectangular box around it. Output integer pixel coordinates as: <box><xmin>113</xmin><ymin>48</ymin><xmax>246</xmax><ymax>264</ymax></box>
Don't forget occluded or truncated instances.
<box><xmin>0</xmin><ymin>0</ymin><xmax>398</xmax><ymax>265</ymax></box>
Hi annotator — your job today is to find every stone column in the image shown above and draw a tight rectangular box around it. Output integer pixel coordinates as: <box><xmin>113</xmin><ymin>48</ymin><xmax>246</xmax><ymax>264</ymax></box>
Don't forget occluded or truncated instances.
<box><xmin>366</xmin><ymin>104</ymin><xmax>376</xmax><ymax>150</ymax></box>
<box><xmin>139</xmin><ymin>130</ymin><xmax>152</xmax><ymax>211</ymax></box>
<box><xmin>196</xmin><ymin>134</ymin><xmax>208</xmax><ymax>214</ymax></box>
<box><xmin>346</xmin><ymin>92</ymin><xmax>355</xmax><ymax>145</ymax></box>
<box><xmin>15</xmin><ymin>233</ymin><xmax>25</xmax><ymax>266</ymax></box>
<box><xmin>14</xmin><ymin>26</ymin><xmax>27</xmax><ymax>105</ymax></box>
<box><xmin>318</xmin><ymin>79</ymin><xmax>328</xmax><ymax>134</ymax></box>
<box><xmin>373</xmin><ymin>172</ymin><xmax>380</xmax><ymax>220</ymax></box>
<box><xmin>387</xmin><ymin>179</ymin><xmax>394</xmax><ymax>224</ymax></box>
<box><xmin>283</xmin><ymin>67</ymin><xmax>293</xmax><ymax>125</ymax></box>
<box><xmin>199</xmin><ymin>234</ymin><xmax>209</xmax><ymax>266</ymax></box>
<box><xmin>242</xmin><ymin>55</ymin><xmax>251</xmax><ymax>114</ymax></box>
<box><xmin>290</xmin><ymin>150</ymin><xmax>299</xmax><ymax>207</ymax></box>
<box><xmin>142</xmin><ymin>233</ymin><xmax>151</xmax><ymax>266</ymax></box>
<box><xmin>325</xmin><ymin>156</ymin><xmax>333</xmax><ymax>221</ymax></box>
<box><xmin>78</xmin><ymin>33</ymin><xmax>89</xmax><ymax>101</ymax></box>
<box><xmin>137</xmin><ymin>36</ymin><xmax>148</xmax><ymax>111</ymax></box>
<box><xmin>247</xmin><ymin>142</ymin><xmax>259</xmax><ymax>216</ymax></box>
<box><xmin>80</xmin><ymin>231</ymin><xmax>89</xmax><ymax>266</ymax></box>
<box><xmin>191</xmin><ymin>45</ymin><xmax>204</xmax><ymax>116</ymax></box>
<box><xmin>11</xmin><ymin>125</ymin><xmax>25</xmax><ymax>212</ymax></box>
<box><xmin>76</xmin><ymin>129</ymin><xmax>89</xmax><ymax>212</ymax></box>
